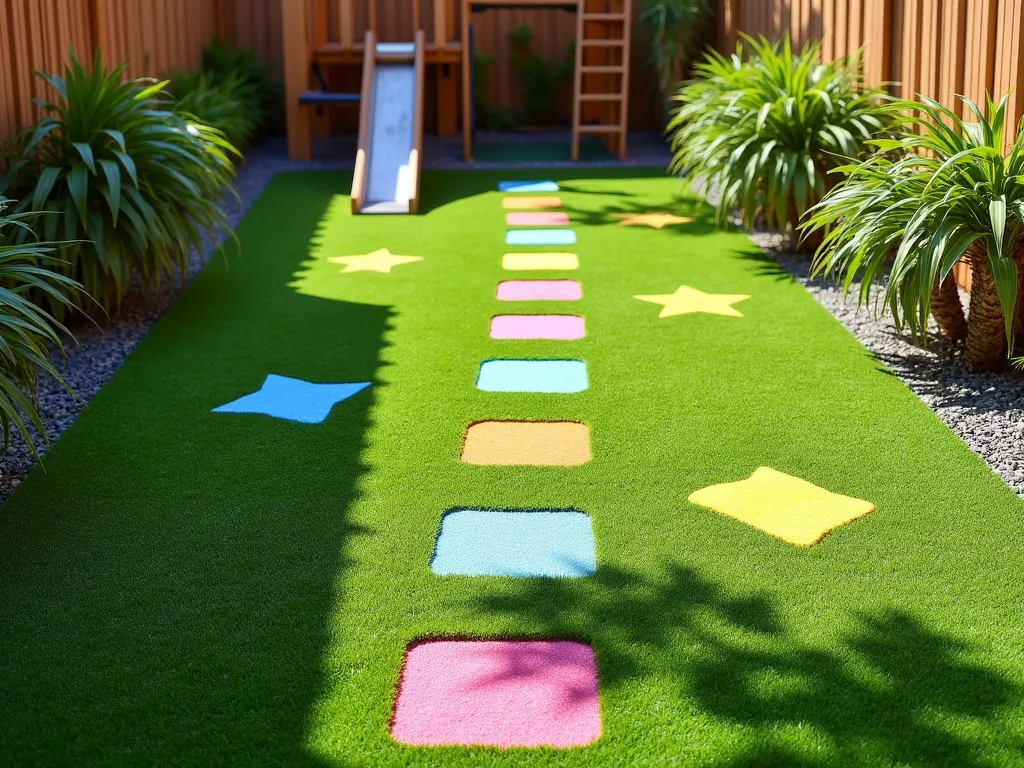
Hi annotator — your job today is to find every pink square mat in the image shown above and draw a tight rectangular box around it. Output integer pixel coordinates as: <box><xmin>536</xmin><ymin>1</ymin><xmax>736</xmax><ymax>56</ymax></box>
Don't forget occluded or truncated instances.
<box><xmin>490</xmin><ymin>314</ymin><xmax>585</xmax><ymax>340</ymax></box>
<box><xmin>505</xmin><ymin>212</ymin><xmax>570</xmax><ymax>226</ymax></box>
<box><xmin>390</xmin><ymin>640</ymin><xmax>601</xmax><ymax>748</ymax></box>
<box><xmin>497</xmin><ymin>280</ymin><xmax>582</xmax><ymax>301</ymax></box>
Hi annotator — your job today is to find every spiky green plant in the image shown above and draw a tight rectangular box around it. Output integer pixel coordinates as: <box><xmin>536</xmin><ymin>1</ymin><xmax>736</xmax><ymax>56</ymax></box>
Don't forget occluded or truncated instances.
<box><xmin>0</xmin><ymin>200</ymin><xmax>80</xmax><ymax>454</ymax></box>
<box><xmin>805</xmin><ymin>94</ymin><xmax>1024</xmax><ymax>372</ymax></box>
<box><xmin>171</xmin><ymin>68</ymin><xmax>261</xmax><ymax>150</ymax></box>
<box><xmin>201</xmin><ymin>37</ymin><xmax>283</xmax><ymax>136</ymax></box>
<box><xmin>638</xmin><ymin>0</ymin><xmax>712</xmax><ymax>111</ymax></box>
<box><xmin>668</xmin><ymin>36</ymin><xmax>893</xmax><ymax>245</ymax></box>
<box><xmin>0</xmin><ymin>49</ymin><xmax>238</xmax><ymax>317</ymax></box>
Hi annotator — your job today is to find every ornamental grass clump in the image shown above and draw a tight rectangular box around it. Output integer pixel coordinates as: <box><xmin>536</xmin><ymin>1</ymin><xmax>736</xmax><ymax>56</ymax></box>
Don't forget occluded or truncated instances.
<box><xmin>805</xmin><ymin>94</ymin><xmax>1024</xmax><ymax>372</ymax></box>
<box><xmin>0</xmin><ymin>201</ymin><xmax>80</xmax><ymax>454</ymax></box>
<box><xmin>668</xmin><ymin>36</ymin><xmax>892</xmax><ymax>246</ymax></box>
<box><xmin>0</xmin><ymin>50</ymin><xmax>238</xmax><ymax>317</ymax></box>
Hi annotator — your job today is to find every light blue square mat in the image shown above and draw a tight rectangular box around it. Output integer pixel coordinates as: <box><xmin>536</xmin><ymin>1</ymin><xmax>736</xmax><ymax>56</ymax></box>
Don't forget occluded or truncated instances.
<box><xmin>431</xmin><ymin>509</ymin><xmax>596</xmax><ymax>577</ymax></box>
<box><xmin>476</xmin><ymin>359</ymin><xmax>588</xmax><ymax>393</ymax></box>
<box><xmin>505</xmin><ymin>229</ymin><xmax>577</xmax><ymax>246</ymax></box>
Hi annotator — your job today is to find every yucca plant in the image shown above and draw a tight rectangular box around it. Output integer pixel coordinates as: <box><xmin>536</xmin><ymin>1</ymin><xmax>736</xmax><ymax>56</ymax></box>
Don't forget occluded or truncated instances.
<box><xmin>0</xmin><ymin>200</ymin><xmax>80</xmax><ymax>455</ymax></box>
<box><xmin>0</xmin><ymin>49</ymin><xmax>238</xmax><ymax>317</ymax></box>
<box><xmin>172</xmin><ymin>68</ymin><xmax>261</xmax><ymax>150</ymax></box>
<box><xmin>668</xmin><ymin>36</ymin><xmax>893</xmax><ymax>246</ymax></box>
<box><xmin>805</xmin><ymin>94</ymin><xmax>1024</xmax><ymax>372</ymax></box>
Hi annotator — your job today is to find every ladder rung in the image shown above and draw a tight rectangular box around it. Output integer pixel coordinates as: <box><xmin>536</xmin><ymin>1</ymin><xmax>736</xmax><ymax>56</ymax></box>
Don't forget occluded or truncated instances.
<box><xmin>580</xmin><ymin>65</ymin><xmax>625</xmax><ymax>73</ymax></box>
<box><xmin>582</xmin><ymin>13</ymin><xmax>625</xmax><ymax>20</ymax></box>
<box><xmin>579</xmin><ymin>93</ymin><xmax>624</xmax><ymax>101</ymax></box>
<box><xmin>578</xmin><ymin>124</ymin><xmax>623</xmax><ymax>134</ymax></box>
<box><xmin>581</xmin><ymin>39</ymin><xmax>625</xmax><ymax>47</ymax></box>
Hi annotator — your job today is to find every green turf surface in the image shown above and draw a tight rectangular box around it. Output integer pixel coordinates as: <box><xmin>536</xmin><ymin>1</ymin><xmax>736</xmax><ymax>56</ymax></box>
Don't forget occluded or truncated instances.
<box><xmin>2</xmin><ymin>169</ymin><xmax>1024</xmax><ymax>766</ymax></box>
<box><xmin>473</xmin><ymin>139</ymin><xmax>611</xmax><ymax>163</ymax></box>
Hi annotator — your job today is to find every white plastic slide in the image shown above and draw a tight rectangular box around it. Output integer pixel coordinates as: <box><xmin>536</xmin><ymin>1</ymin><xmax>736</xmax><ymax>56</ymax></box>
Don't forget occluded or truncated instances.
<box><xmin>351</xmin><ymin>32</ymin><xmax>425</xmax><ymax>214</ymax></box>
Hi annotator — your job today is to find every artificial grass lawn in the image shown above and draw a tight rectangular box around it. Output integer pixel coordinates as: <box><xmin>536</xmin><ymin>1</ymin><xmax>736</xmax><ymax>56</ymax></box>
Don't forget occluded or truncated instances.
<box><xmin>2</xmin><ymin>169</ymin><xmax>1024</xmax><ymax>766</ymax></box>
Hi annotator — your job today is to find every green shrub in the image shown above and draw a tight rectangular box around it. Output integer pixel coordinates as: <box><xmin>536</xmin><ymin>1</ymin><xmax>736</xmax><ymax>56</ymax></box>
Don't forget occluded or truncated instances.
<box><xmin>509</xmin><ymin>25</ymin><xmax>575</xmax><ymax>125</ymax></box>
<box><xmin>805</xmin><ymin>94</ymin><xmax>1024</xmax><ymax>372</ymax></box>
<box><xmin>0</xmin><ymin>200</ymin><xmax>79</xmax><ymax>453</ymax></box>
<box><xmin>638</xmin><ymin>0</ymin><xmax>712</xmax><ymax>112</ymax></box>
<box><xmin>201</xmin><ymin>37</ymin><xmax>283</xmax><ymax>136</ymax></box>
<box><xmin>0</xmin><ymin>50</ymin><xmax>238</xmax><ymax>316</ymax></box>
<box><xmin>172</xmin><ymin>68</ymin><xmax>261</xmax><ymax>150</ymax></box>
<box><xmin>668</xmin><ymin>36</ymin><xmax>892</xmax><ymax>244</ymax></box>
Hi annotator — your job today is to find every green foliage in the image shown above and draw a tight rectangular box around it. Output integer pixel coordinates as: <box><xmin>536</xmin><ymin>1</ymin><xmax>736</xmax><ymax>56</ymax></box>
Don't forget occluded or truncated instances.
<box><xmin>509</xmin><ymin>24</ymin><xmax>575</xmax><ymax>124</ymax></box>
<box><xmin>805</xmin><ymin>94</ymin><xmax>1024</xmax><ymax>354</ymax></box>
<box><xmin>473</xmin><ymin>52</ymin><xmax>517</xmax><ymax>131</ymax></box>
<box><xmin>668</xmin><ymin>36</ymin><xmax>893</xmax><ymax>236</ymax></box>
<box><xmin>0</xmin><ymin>49</ymin><xmax>238</xmax><ymax>317</ymax></box>
<box><xmin>0</xmin><ymin>201</ymin><xmax>79</xmax><ymax>454</ymax></box>
<box><xmin>171</xmin><ymin>68</ymin><xmax>261</xmax><ymax>150</ymax></box>
<box><xmin>201</xmin><ymin>37</ymin><xmax>283</xmax><ymax>136</ymax></box>
<box><xmin>638</xmin><ymin>0</ymin><xmax>712</xmax><ymax>111</ymax></box>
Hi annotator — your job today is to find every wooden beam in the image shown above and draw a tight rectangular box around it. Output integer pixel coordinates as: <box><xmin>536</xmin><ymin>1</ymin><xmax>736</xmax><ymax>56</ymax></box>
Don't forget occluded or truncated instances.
<box><xmin>352</xmin><ymin>30</ymin><xmax>377</xmax><ymax>213</ymax></box>
<box><xmin>434</xmin><ymin>0</ymin><xmax>447</xmax><ymax>48</ymax></box>
<box><xmin>461</xmin><ymin>0</ymin><xmax>472</xmax><ymax>160</ymax></box>
<box><xmin>282</xmin><ymin>0</ymin><xmax>312</xmax><ymax>160</ymax></box>
<box><xmin>409</xmin><ymin>29</ymin><xmax>425</xmax><ymax>213</ymax></box>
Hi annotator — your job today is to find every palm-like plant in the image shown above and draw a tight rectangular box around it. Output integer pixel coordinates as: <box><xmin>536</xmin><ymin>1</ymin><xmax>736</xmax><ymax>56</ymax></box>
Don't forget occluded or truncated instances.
<box><xmin>668</xmin><ymin>36</ymin><xmax>892</xmax><ymax>245</ymax></box>
<box><xmin>638</xmin><ymin>0</ymin><xmax>712</xmax><ymax>111</ymax></box>
<box><xmin>0</xmin><ymin>200</ymin><xmax>79</xmax><ymax>454</ymax></box>
<box><xmin>171</xmin><ymin>69</ymin><xmax>262</xmax><ymax>151</ymax></box>
<box><xmin>0</xmin><ymin>49</ymin><xmax>238</xmax><ymax>316</ymax></box>
<box><xmin>805</xmin><ymin>94</ymin><xmax>1024</xmax><ymax>372</ymax></box>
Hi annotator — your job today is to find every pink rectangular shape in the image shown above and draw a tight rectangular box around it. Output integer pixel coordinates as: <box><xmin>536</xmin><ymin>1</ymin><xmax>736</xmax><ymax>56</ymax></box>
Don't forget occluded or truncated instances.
<box><xmin>490</xmin><ymin>314</ymin><xmax>585</xmax><ymax>340</ymax></box>
<box><xmin>505</xmin><ymin>212</ymin><xmax>570</xmax><ymax>226</ymax></box>
<box><xmin>390</xmin><ymin>640</ymin><xmax>601</xmax><ymax>748</ymax></box>
<box><xmin>497</xmin><ymin>280</ymin><xmax>582</xmax><ymax>301</ymax></box>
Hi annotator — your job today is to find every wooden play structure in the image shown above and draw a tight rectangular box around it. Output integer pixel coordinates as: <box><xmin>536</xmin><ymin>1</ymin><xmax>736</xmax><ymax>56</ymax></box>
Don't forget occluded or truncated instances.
<box><xmin>282</xmin><ymin>0</ymin><xmax>632</xmax><ymax>210</ymax></box>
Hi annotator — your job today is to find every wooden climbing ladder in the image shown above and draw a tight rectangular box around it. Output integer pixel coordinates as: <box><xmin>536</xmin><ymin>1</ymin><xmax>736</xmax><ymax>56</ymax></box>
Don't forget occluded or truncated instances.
<box><xmin>571</xmin><ymin>0</ymin><xmax>631</xmax><ymax>161</ymax></box>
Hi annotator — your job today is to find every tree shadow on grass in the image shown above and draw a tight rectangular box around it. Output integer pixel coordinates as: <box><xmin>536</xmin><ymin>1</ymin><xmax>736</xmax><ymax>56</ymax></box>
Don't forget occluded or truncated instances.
<box><xmin>471</xmin><ymin>563</ymin><xmax>1023</xmax><ymax>766</ymax></box>
<box><xmin>0</xmin><ymin>175</ymin><xmax>391</xmax><ymax>766</ymax></box>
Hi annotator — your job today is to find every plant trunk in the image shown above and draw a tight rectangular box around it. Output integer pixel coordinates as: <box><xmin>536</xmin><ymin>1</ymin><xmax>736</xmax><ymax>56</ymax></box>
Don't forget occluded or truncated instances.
<box><xmin>962</xmin><ymin>245</ymin><xmax>1008</xmax><ymax>372</ymax></box>
<box><xmin>930</xmin><ymin>273</ymin><xmax>967</xmax><ymax>342</ymax></box>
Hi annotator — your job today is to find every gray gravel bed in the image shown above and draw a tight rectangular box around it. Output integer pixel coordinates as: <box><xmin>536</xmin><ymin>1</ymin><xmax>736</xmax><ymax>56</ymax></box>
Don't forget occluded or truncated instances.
<box><xmin>749</xmin><ymin>228</ymin><xmax>1024</xmax><ymax>496</ymax></box>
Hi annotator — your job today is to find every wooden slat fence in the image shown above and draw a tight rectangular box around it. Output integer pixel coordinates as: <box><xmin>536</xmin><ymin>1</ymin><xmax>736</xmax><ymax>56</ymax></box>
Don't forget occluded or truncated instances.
<box><xmin>1</xmin><ymin>0</ymin><xmax>220</xmax><ymax>144</ymax></box>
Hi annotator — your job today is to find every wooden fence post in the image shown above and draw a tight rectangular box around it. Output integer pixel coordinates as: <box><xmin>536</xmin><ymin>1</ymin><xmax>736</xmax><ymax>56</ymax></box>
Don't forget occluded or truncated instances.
<box><xmin>215</xmin><ymin>0</ymin><xmax>229</xmax><ymax>43</ymax></box>
<box><xmin>282</xmin><ymin>0</ymin><xmax>311</xmax><ymax>160</ymax></box>
<box><xmin>88</xmin><ymin>0</ymin><xmax>108</xmax><ymax>57</ymax></box>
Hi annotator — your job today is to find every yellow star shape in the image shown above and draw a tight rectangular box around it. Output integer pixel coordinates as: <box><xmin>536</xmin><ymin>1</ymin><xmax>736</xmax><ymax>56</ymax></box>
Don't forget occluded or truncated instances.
<box><xmin>634</xmin><ymin>285</ymin><xmax>751</xmax><ymax>318</ymax></box>
<box><xmin>615</xmin><ymin>212</ymin><xmax>694</xmax><ymax>229</ymax></box>
<box><xmin>328</xmin><ymin>248</ymin><xmax>423</xmax><ymax>274</ymax></box>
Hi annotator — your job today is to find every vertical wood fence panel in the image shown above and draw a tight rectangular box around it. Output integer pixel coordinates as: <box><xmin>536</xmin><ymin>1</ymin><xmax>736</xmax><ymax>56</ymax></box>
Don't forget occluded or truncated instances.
<box><xmin>0</xmin><ymin>0</ymin><xmax>218</xmax><ymax>145</ymax></box>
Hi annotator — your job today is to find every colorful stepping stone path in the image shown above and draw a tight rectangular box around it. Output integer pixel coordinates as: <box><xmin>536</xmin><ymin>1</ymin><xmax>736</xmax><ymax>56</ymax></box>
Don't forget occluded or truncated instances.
<box><xmin>392</xmin><ymin>181</ymin><xmax>604</xmax><ymax>749</ymax></box>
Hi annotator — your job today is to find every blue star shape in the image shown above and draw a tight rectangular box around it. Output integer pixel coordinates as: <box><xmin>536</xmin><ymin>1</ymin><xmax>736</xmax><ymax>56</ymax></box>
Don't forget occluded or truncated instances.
<box><xmin>212</xmin><ymin>374</ymin><xmax>371</xmax><ymax>424</ymax></box>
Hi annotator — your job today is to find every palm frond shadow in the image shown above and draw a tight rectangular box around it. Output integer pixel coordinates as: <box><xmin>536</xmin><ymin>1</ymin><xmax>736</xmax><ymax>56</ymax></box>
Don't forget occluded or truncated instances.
<box><xmin>471</xmin><ymin>562</ymin><xmax>1022</xmax><ymax>766</ymax></box>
